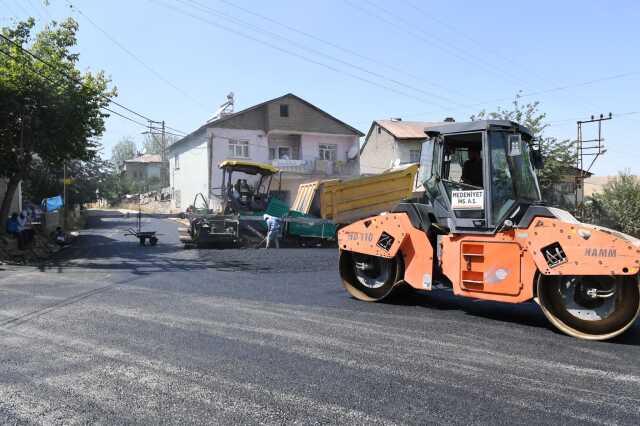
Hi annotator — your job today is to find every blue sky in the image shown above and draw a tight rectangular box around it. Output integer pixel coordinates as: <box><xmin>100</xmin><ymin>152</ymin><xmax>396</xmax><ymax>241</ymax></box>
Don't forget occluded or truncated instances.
<box><xmin>1</xmin><ymin>0</ymin><xmax>639</xmax><ymax>176</ymax></box>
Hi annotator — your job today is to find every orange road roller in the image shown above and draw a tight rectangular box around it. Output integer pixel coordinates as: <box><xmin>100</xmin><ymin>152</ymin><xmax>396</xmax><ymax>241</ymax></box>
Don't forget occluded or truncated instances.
<box><xmin>338</xmin><ymin>120</ymin><xmax>640</xmax><ymax>340</ymax></box>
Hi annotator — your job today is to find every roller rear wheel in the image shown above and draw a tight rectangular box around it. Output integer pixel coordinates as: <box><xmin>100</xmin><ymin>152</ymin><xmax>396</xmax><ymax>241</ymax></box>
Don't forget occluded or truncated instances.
<box><xmin>339</xmin><ymin>251</ymin><xmax>402</xmax><ymax>302</ymax></box>
<box><xmin>537</xmin><ymin>275</ymin><xmax>640</xmax><ymax>340</ymax></box>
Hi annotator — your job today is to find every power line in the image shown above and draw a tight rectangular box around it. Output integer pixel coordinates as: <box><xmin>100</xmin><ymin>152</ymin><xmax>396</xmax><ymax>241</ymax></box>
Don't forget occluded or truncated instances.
<box><xmin>0</xmin><ymin>32</ymin><xmax>157</xmax><ymax>123</ymax></box>
<box><xmin>25</xmin><ymin>0</ymin><xmax>46</xmax><ymax>22</ymax></box>
<box><xmin>179</xmin><ymin>0</ymin><xmax>466</xmax><ymax>109</ymax></box>
<box><xmin>0</xmin><ymin>31</ymin><xmax>189</xmax><ymax>135</ymax></box>
<box><xmin>344</xmin><ymin>0</ymin><xmax>526</xmax><ymax>88</ymax></box>
<box><xmin>404</xmin><ymin>70</ymin><xmax>640</xmax><ymax>120</ymax></box>
<box><xmin>72</xmin><ymin>5</ymin><xmax>211</xmax><ymax>113</ymax></box>
<box><xmin>0</xmin><ymin>44</ymin><xmax>151</xmax><ymax>129</ymax></box>
<box><xmin>156</xmin><ymin>0</ymin><xmax>637</xmax><ymax>129</ymax></box>
<box><xmin>403</xmin><ymin>0</ymin><xmax>550</xmax><ymax>87</ymax></box>
<box><xmin>7</xmin><ymin>0</ymin><xmax>30</xmax><ymax>18</ymax></box>
<box><xmin>212</xmin><ymin>0</ymin><xmax>472</xmax><ymax>101</ymax></box>
<box><xmin>103</xmin><ymin>106</ymin><xmax>149</xmax><ymax>128</ymax></box>
<box><xmin>397</xmin><ymin>0</ymin><xmax>615</xmax><ymax>114</ymax></box>
<box><xmin>548</xmin><ymin>111</ymin><xmax>639</xmax><ymax>128</ymax></box>
<box><xmin>164</xmin><ymin>125</ymin><xmax>187</xmax><ymax>136</ymax></box>
<box><xmin>181</xmin><ymin>0</ymin><xmax>464</xmax><ymax>109</ymax></box>
<box><xmin>152</xmin><ymin>0</ymin><xmax>456</xmax><ymax>109</ymax></box>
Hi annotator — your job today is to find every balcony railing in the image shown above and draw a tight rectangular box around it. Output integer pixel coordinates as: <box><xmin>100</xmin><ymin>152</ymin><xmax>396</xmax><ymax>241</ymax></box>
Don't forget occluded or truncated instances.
<box><xmin>271</xmin><ymin>159</ymin><xmax>359</xmax><ymax>176</ymax></box>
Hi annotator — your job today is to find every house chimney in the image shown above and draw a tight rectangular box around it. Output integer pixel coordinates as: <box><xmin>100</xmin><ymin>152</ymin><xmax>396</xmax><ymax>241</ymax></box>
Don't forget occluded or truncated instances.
<box><xmin>444</xmin><ymin>117</ymin><xmax>455</xmax><ymax>122</ymax></box>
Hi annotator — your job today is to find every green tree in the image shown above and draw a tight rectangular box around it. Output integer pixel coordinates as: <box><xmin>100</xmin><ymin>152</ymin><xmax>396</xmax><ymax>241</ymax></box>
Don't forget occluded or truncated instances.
<box><xmin>584</xmin><ymin>172</ymin><xmax>640</xmax><ymax>237</ymax></box>
<box><xmin>471</xmin><ymin>94</ymin><xmax>577</xmax><ymax>208</ymax></box>
<box><xmin>142</xmin><ymin>134</ymin><xmax>161</xmax><ymax>155</ymax></box>
<box><xmin>0</xmin><ymin>18</ymin><xmax>115</xmax><ymax>225</ymax></box>
<box><xmin>142</xmin><ymin>133</ymin><xmax>178</xmax><ymax>156</ymax></box>
<box><xmin>111</xmin><ymin>137</ymin><xmax>137</xmax><ymax>171</ymax></box>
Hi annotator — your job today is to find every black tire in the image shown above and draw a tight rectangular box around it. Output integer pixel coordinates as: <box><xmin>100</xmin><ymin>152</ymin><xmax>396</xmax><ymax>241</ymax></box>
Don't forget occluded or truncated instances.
<box><xmin>149</xmin><ymin>237</ymin><xmax>158</xmax><ymax>246</ymax></box>
<box><xmin>537</xmin><ymin>275</ymin><xmax>640</xmax><ymax>340</ymax></box>
<box><xmin>339</xmin><ymin>250</ymin><xmax>403</xmax><ymax>302</ymax></box>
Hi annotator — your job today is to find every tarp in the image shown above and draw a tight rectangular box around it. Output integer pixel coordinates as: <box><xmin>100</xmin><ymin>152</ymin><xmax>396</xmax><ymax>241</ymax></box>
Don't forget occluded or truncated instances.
<box><xmin>42</xmin><ymin>195</ymin><xmax>63</xmax><ymax>212</ymax></box>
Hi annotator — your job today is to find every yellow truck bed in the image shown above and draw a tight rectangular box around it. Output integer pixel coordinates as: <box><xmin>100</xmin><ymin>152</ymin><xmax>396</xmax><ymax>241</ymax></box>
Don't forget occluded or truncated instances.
<box><xmin>291</xmin><ymin>164</ymin><xmax>420</xmax><ymax>224</ymax></box>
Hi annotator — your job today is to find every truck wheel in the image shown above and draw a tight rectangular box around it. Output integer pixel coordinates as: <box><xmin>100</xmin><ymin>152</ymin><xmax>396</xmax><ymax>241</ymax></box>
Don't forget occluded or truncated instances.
<box><xmin>537</xmin><ymin>275</ymin><xmax>640</xmax><ymax>340</ymax></box>
<box><xmin>339</xmin><ymin>251</ymin><xmax>402</xmax><ymax>302</ymax></box>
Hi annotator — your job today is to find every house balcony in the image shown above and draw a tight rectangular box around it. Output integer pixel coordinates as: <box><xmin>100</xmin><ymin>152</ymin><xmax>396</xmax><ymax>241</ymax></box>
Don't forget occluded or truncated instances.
<box><xmin>271</xmin><ymin>159</ymin><xmax>314</xmax><ymax>174</ymax></box>
<box><xmin>271</xmin><ymin>159</ymin><xmax>359</xmax><ymax>177</ymax></box>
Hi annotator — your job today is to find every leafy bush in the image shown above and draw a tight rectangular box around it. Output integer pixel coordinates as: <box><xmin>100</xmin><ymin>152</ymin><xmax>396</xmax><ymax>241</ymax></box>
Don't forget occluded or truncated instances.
<box><xmin>583</xmin><ymin>172</ymin><xmax>640</xmax><ymax>237</ymax></box>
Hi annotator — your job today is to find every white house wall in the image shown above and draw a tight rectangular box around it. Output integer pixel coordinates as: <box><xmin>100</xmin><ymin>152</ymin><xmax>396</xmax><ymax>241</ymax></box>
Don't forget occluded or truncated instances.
<box><xmin>395</xmin><ymin>140</ymin><xmax>423</xmax><ymax>164</ymax></box>
<box><xmin>208</xmin><ymin>128</ymin><xmax>268</xmax><ymax>207</ymax></box>
<box><xmin>360</xmin><ymin>126</ymin><xmax>396</xmax><ymax>174</ymax></box>
<box><xmin>169</xmin><ymin>133</ymin><xmax>208</xmax><ymax>210</ymax></box>
<box><xmin>299</xmin><ymin>133</ymin><xmax>357</xmax><ymax>162</ymax></box>
<box><xmin>361</xmin><ymin>124</ymin><xmax>425</xmax><ymax>174</ymax></box>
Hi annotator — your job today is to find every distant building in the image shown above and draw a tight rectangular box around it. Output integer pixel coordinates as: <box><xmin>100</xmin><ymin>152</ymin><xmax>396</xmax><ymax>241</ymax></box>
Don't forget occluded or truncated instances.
<box><xmin>546</xmin><ymin>167</ymin><xmax>593</xmax><ymax>210</ymax></box>
<box><xmin>168</xmin><ymin>93</ymin><xmax>363</xmax><ymax>210</ymax></box>
<box><xmin>584</xmin><ymin>175</ymin><xmax>621</xmax><ymax>198</ymax></box>
<box><xmin>0</xmin><ymin>179</ymin><xmax>22</xmax><ymax>215</ymax></box>
<box><xmin>123</xmin><ymin>154</ymin><xmax>166</xmax><ymax>191</ymax></box>
<box><xmin>360</xmin><ymin>119</ymin><xmax>440</xmax><ymax>174</ymax></box>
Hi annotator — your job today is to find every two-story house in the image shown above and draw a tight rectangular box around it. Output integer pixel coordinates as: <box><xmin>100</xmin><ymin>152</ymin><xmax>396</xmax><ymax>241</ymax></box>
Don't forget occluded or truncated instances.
<box><xmin>123</xmin><ymin>154</ymin><xmax>166</xmax><ymax>192</ymax></box>
<box><xmin>360</xmin><ymin>119</ymin><xmax>441</xmax><ymax>174</ymax></box>
<box><xmin>168</xmin><ymin>93</ymin><xmax>363</xmax><ymax>210</ymax></box>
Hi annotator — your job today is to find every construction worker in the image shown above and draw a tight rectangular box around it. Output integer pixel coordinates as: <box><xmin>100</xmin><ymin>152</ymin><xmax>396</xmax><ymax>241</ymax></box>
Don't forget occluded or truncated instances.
<box><xmin>263</xmin><ymin>214</ymin><xmax>282</xmax><ymax>248</ymax></box>
<box><xmin>462</xmin><ymin>146</ymin><xmax>483</xmax><ymax>188</ymax></box>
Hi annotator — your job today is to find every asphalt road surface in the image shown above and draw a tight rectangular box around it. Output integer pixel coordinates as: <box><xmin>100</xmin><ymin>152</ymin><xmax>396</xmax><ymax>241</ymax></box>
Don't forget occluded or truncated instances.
<box><xmin>1</xmin><ymin>210</ymin><xmax>639</xmax><ymax>425</ymax></box>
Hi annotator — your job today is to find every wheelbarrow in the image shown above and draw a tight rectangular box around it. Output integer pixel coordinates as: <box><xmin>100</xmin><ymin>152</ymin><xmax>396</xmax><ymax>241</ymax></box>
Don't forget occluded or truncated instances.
<box><xmin>125</xmin><ymin>228</ymin><xmax>159</xmax><ymax>246</ymax></box>
<box><xmin>124</xmin><ymin>206</ymin><xmax>160</xmax><ymax>246</ymax></box>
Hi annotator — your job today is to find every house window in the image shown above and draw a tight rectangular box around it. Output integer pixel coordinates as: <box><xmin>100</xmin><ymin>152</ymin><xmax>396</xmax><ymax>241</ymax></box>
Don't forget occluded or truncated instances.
<box><xmin>279</xmin><ymin>104</ymin><xmax>289</xmax><ymax>117</ymax></box>
<box><xmin>409</xmin><ymin>149</ymin><xmax>421</xmax><ymax>163</ymax></box>
<box><xmin>175</xmin><ymin>154</ymin><xmax>180</xmax><ymax>170</ymax></box>
<box><xmin>319</xmin><ymin>144</ymin><xmax>337</xmax><ymax>161</ymax></box>
<box><xmin>228</xmin><ymin>139</ymin><xmax>249</xmax><ymax>158</ymax></box>
<box><xmin>269</xmin><ymin>148</ymin><xmax>276</xmax><ymax>160</ymax></box>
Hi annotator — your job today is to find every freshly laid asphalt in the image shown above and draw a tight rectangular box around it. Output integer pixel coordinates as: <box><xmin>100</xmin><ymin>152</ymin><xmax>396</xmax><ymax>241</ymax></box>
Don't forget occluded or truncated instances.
<box><xmin>0</xmin><ymin>210</ymin><xmax>639</xmax><ymax>425</ymax></box>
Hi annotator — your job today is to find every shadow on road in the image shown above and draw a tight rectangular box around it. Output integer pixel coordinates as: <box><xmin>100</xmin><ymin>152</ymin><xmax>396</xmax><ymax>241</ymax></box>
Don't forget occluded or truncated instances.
<box><xmin>385</xmin><ymin>288</ymin><xmax>640</xmax><ymax>346</ymax></box>
<box><xmin>37</xmin><ymin>233</ymin><xmax>274</xmax><ymax>276</ymax></box>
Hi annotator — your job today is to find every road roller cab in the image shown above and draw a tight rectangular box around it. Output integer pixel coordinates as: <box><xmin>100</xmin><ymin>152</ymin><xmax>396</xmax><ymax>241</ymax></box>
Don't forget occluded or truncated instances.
<box><xmin>338</xmin><ymin>120</ymin><xmax>640</xmax><ymax>340</ymax></box>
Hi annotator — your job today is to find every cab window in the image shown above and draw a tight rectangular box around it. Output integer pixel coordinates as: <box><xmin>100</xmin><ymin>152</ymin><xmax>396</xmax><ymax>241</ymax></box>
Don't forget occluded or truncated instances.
<box><xmin>440</xmin><ymin>133</ymin><xmax>484</xmax><ymax>219</ymax></box>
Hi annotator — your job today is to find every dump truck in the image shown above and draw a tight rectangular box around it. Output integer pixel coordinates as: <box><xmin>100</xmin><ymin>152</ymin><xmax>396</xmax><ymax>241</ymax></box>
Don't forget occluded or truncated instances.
<box><xmin>291</xmin><ymin>163</ymin><xmax>420</xmax><ymax>224</ymax></box>
<box><xmin>338</xmin><ymin>120</ymin><xmax>640</xmax><ymax>341</ymax></box>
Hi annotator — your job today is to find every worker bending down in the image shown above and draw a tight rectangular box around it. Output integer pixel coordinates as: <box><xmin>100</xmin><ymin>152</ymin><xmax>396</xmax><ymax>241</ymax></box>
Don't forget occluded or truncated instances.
<box><xmin>263</xmin><ymin>214</ymin><xmax>282</xmax><ymax>248</ymax></box>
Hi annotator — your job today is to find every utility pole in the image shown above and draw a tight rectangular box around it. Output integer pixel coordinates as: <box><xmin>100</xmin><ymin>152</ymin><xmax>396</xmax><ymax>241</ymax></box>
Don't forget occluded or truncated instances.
<box><xmin>63</xmin><ymin>161</ymin><xmax>67</xmax><ymax>230</ymax></box>
<box><xmin>575</xmin><ymin>113</ymin><xmax>613</xmax><ymax>212</ymax></box>
<box><xmin>143</xmin><ymin>119</ymin><xmax>169</xmax><ymax>189</ymax></box>
<box><xmin>161</xmin><ymin>120</ymin><xmax>167</xmax><ymax>188</ymax></box>
<box><xmin>161</xmin><ymin>120</ymin><xmax>166</xmax><ymax>162</ymax></box>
